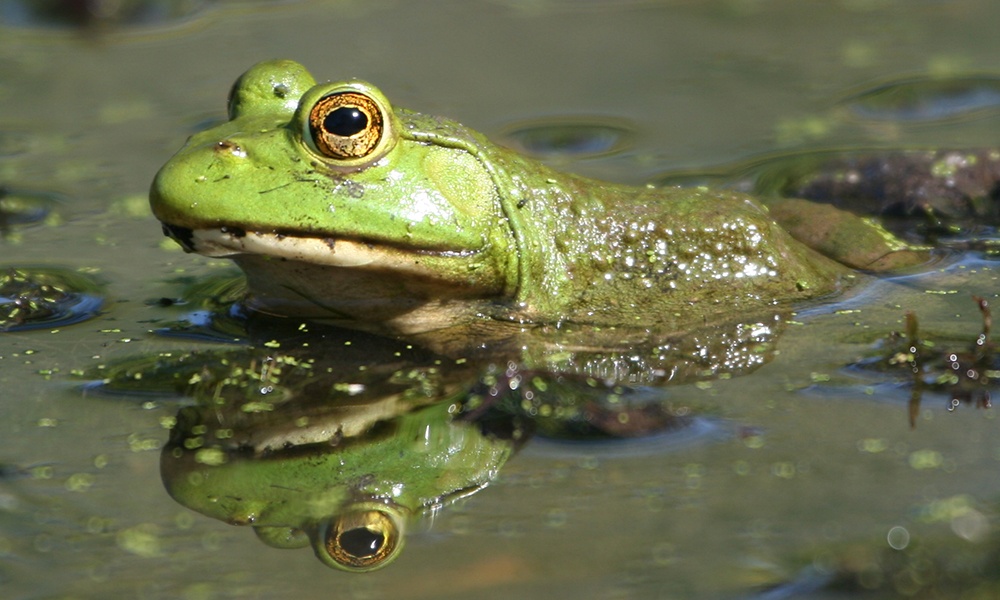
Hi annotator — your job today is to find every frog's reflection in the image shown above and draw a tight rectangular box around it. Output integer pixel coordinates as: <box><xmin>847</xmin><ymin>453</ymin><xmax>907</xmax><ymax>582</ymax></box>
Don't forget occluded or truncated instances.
<box><xmin>161</xmin><ymin>383</ymin><xmax>519</xmax><ymax>571</ymax></box>
<box><xmin>99</xmin><ymin>310</ymin><xmax>781</xmax><ymax>571</ymax></box>
<box><xmin>80</xmin><ymin>284</ymin><xmax>1000</xmax><ymax>581</ymax></box>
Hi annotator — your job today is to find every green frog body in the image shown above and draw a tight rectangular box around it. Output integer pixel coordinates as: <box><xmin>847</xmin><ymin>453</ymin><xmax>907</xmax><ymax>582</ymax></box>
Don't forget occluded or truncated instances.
<box><xmin>150</xmin><ymin>60</ymin><xmax>919</xmax><ymax>336</ymax></box>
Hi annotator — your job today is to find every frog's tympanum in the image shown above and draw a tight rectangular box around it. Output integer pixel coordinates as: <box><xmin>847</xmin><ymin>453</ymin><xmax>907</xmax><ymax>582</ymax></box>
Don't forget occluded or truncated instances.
<box><xmin>150</xmin><ymin>60</ymin><xmax>925</xmax><ymax>338</ymax></box>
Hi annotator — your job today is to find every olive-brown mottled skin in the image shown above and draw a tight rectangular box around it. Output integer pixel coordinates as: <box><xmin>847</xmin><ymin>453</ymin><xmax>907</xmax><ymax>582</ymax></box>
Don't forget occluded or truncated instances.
<box><xmin>150</xmin><ymin>60</ymin><xmax>920</xmax><ymax>336</ymax></box>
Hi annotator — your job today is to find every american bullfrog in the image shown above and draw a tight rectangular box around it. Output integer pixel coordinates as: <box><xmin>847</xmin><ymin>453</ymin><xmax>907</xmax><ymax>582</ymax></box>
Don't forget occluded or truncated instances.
<box><xmin>150</xmin><ymin>60</ymin><xmax>922</xmax><ymax>337</ymax></box>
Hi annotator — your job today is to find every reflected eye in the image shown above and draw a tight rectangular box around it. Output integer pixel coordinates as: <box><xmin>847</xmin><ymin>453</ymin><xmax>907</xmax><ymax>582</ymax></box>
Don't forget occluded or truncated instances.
<box><xmin>308</xmin><ymin>91</ymin><xmax>384</xmax><ymax>160</ymax></box>
<box><xmin>321</xmin><ymin>508</ymin><xmax>402</xmax><ymax>571</ymax></box>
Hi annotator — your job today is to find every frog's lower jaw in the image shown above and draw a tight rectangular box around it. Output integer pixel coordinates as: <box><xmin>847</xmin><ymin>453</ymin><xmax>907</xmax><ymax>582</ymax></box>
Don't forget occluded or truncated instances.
<box><xmin>166</xmin><ymin>226</ymin><xmax>508</xmax><ymax>334</ymax></box>
<box><xmin>181</xmin><ymin>227</ymin><xmax>470</xmax><ymax>274</ymax></box>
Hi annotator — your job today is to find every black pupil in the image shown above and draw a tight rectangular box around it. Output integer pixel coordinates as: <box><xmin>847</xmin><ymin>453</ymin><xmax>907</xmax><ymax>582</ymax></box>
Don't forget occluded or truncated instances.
<box><xmin>324</xmin><ymin>106</ymin><xmax>368</xmax><ymax>137</ymax></box>
<box><xmin>340</xmin><ymin>527</ymin><xmax>384</xmax><ymax>557</ymax></box>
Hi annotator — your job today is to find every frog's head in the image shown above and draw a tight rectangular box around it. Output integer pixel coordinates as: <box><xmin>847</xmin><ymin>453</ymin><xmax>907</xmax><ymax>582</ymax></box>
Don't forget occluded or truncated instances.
<box><xmin>150</xmin><ymin>60</ymin><xmax>519</xmax><ymax>334</ymax></box>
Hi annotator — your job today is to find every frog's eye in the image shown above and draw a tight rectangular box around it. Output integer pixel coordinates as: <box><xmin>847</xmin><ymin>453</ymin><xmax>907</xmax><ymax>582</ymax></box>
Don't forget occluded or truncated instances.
<box><xmin>297</xmin><ymin>81</ymin><xmax>398</xmax><ymax>168</ymax></box>
<box><xmin>315</xmin><ymin>508</ymin><xmax>404</xmax><ymax>572</ymax></box>
<box><xmin>308</xmin><ymin>91</ymin><xmax>385</xmax><ymax>161</ymax></box>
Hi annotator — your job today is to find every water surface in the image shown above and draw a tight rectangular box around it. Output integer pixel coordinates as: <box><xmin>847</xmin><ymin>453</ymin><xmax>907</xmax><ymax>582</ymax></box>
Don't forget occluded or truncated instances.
<box><xmin>1</xmin><ymin>1</ymin><xmax>999</xmax><ymax>598</ymax></box>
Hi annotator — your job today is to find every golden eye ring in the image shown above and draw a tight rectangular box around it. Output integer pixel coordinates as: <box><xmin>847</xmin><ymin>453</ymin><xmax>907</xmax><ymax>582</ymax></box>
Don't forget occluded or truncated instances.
<box><xmin>316</xmin><ymin>508</ymin><xmax>404</xmax><ymax>572</ymax></box>
<box><xmin>308</xmin><ymin>91</ymin><xmax>384</xmax><ymax>160</ymax></box>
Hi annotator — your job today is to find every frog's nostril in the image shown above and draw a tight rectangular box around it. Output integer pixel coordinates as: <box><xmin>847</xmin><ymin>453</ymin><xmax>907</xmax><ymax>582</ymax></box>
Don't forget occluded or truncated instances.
<box><xmin>215</xmin><ymin>140</ymin><xmax>247</xmax><ymax>158</ymax></box>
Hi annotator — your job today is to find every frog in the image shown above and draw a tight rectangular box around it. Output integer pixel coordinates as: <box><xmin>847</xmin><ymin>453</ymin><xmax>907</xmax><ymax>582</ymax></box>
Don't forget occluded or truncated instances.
<box><xmin>150</xmin><ymin>60</ymin><xmax>925</xmax><ymax>338</ymax></box>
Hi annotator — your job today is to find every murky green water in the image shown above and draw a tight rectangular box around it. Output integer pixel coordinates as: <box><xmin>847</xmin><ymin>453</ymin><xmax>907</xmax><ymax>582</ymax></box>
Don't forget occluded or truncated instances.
<box><xmin>2</xmin><ymin>1</ymin><xmax>999</xmax><ymax>598</ymax></box>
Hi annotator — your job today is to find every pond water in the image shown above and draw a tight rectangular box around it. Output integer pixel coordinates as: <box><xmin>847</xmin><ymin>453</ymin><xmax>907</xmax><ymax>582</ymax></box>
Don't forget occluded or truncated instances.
<box><xmin>2</xmin><ymin>1</ymin><xmax>999</xmax><ymax>598</ymax></box>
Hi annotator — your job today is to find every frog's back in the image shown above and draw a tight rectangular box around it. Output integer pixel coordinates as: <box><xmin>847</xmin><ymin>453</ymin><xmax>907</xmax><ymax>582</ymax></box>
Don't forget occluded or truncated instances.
<box><xmin>480</xmin><ymin>147</ymin><xmax>851</xmax><ymax>328</ymax></box>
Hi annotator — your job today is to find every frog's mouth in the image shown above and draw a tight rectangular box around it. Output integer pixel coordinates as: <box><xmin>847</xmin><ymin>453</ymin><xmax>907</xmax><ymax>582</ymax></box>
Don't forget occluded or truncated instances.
<box><xmin>160</xmin><ymin>221</ymin><xmax>509</xmax><ymax>332</ymax></box>
<box><xmin>161</xmin><ymin>222</ymin><xmax>477</xmax><ymax>277</ymax></box>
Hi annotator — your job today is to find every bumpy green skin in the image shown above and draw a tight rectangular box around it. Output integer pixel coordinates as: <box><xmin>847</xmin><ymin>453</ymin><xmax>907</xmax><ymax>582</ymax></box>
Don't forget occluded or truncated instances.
<box><xmin>150</xmin><ymin>60</ymin><xmax>857</xmax><ymax>335</ymax></box>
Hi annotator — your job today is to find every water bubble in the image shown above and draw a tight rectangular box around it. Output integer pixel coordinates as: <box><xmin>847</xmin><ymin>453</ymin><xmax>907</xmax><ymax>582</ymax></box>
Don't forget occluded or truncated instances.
<box><xmin>886</xmin><ymin>525</ymin><xmax>910</xmax><ymax>550</ymax></box>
